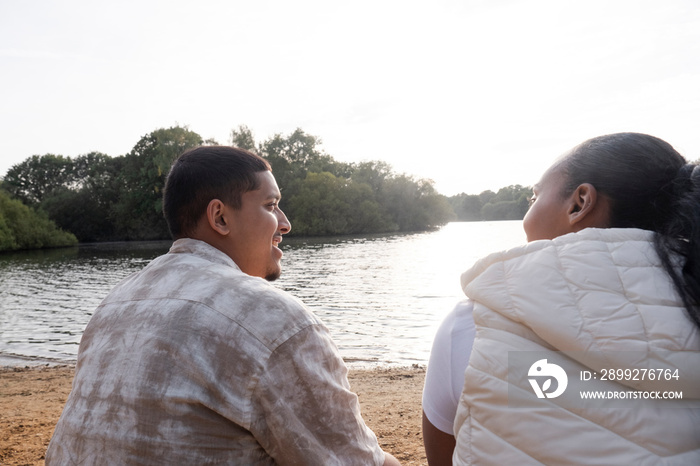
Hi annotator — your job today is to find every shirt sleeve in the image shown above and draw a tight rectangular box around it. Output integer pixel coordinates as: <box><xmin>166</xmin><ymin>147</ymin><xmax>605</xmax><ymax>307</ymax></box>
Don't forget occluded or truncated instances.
<box><xmin>249</xmin><ymin>323</ymin><xmax>385</xmax><ymax>466</ymax></box>
<box><xmin>422</xmin><ymin>299</ymin><xmax>476</xmax><ymax>434</ymax></box>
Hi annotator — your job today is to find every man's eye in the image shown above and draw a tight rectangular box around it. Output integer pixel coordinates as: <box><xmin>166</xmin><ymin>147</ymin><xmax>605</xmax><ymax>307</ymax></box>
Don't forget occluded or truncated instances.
<box><xmin>528</xmin><ymin>196</ymin><xmax>536</xmax><ymax>206</ymax></box>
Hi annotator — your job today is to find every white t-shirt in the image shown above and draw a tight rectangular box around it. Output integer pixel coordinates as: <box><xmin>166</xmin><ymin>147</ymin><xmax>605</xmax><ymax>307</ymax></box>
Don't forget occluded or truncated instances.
<box><xmin>422</xmin><ymin>299</ymin><xmax>476</xmax><ymax>434</ymax></box>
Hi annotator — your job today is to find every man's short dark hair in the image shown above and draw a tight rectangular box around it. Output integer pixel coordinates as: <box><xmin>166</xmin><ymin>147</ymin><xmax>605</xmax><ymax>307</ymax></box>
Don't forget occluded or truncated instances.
<box><xmin>163</xmin><ymin>145</ymin><xmax>271</xmax><ymax>239</ymax></box>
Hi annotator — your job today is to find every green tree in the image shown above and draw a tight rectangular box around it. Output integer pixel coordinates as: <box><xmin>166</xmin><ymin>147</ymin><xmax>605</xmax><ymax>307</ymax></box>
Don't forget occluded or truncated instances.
<box><xmin>229</xmin><ymin>124</ymin><xmax>257</xmax><ymax>152</ymax></box>
<box><xmin>260</xmin><ymin>128</ymin><xmax>327</xmax><ymax>166</ymax></box>
<box><xmin>38</xmin><ymin>152</ymin><xmax>125</xmax><ymax>242</ymax></box>
<box><xmin>480</xmin><ymin>185</ymin><xmax>530</xmax><ymax>220</ymax></box>
<box><xmin>113</xmin><ymin>126</ymin><xmax>203</xmax><ymax>240</ymax></box>
<box><xmin>381</xmin><ymin>175</ymin><xmax>451</xmax><ymax>231</ymax></box>
<box><xmin>0</xmin><ymin>210</ymin><xmax>16</xmax><ymax>251</ymax></box>
<box><xmin>478</xmin><ymin>190</ymin><xmax>496</xmax><ymax>206</ymax></box>
<box><xmin>449</xmin><ymin>193</ymin><xmax>482</xmax><ymax>221</ymax></box>
<box><xmin>248</xmin><ymin>127</ymin><xmax>451</xmax><ymax>235</ymax></box>
<box><xmin>3</xmin><ymin>154</ymin><xmax>75</xmax><ymax>205</ymax></box>
<box><xmin>481</xmin><ymin>200</ymin><xmax>521</xmax><ymax>220</ymax></box>
<box><xmin>250</xmin><ymin>128</ymin><xmax>338</xmax><ymax>217</ymax></box>
<box><xmin>287</xmin><ymin>172</ymin><xmax>393</xmax><ymax>235</ymax></box>
<box><xmin>349</xmin><ymin>160</ymin><xmax>393</xmax><ymax>194</ymax></box>
<box><xmin>449</xmin><ymin>185</ymin><xmax>531</xmax><ymax>221</ymax></box>
<box><xmin>491</xmin><ymin>184</ymin><xmax>531</xmax><ymax>203</ymax></box>
<box><xmin>42</xmin><ymin>188</ymin><xmax>112</xmax><ymax>242</ymax></box>
<box><xmin>72</xmin><ymin>152</ymin><xmax>117</xmax><ymax>189</ymax></box>
<box><xmin>258</xmin><ymin>128</ymin><xmax>350</xmax><ymax>194</ymax></box>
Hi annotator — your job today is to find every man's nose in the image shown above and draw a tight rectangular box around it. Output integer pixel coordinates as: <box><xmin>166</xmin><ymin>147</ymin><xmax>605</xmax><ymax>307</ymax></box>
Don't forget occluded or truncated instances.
<box><xmin>277</xmin><ymin>209</ymin><xmax>291</xmax><ymax>234</ymax></box>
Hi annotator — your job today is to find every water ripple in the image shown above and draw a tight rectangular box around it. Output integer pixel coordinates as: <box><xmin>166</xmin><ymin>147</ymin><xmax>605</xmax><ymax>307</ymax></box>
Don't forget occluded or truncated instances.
<box><xmin>0</xmin><ymin>222</ymin><xmax>525</xmax><ymax>367</ymax></box>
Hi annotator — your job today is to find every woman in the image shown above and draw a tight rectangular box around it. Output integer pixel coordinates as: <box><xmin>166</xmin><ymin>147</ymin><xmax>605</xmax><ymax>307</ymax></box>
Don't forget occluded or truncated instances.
<box><xmin>422</xmin><ymin>133</ymin><xmax>700</xmax><ymax>465</ymax></box>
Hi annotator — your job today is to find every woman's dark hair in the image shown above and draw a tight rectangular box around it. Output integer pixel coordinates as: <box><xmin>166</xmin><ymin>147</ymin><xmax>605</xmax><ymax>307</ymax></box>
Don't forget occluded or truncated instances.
<box><xmin>560</xmin><ymin>132</ymin><xmax>700</xmax><ymax>329</ymax></box>
<box><xmin>163</xmin><ymin>145</ymin><xmax>271</xmax><ymax>239</ymax></box>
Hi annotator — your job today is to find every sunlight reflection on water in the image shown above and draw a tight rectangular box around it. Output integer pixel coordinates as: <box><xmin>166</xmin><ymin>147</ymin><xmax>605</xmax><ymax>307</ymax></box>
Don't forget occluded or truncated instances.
<box><xmin>0</xmin><ymin>221</ymin><xmax>526</xmax><ymax>367</ymax></box>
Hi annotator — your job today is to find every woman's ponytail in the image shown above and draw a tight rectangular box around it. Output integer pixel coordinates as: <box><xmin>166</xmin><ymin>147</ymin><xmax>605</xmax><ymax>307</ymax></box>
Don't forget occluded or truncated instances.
<box><xmin>655</xmin><ymin>163</ymin><xmax>700</xmax><ymax>329</ymax></box>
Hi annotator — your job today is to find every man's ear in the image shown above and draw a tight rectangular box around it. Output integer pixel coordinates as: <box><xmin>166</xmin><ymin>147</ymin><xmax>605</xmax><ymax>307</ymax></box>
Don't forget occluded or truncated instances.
<box><xmin>205</xmin><ymin>199</ymin><xmax>231</xmax><ymax>235</ymax></box>
<box><xmin>567</xmin><ymin>183</ymin><xmax>598</xmax><ymax>227</ymax></box>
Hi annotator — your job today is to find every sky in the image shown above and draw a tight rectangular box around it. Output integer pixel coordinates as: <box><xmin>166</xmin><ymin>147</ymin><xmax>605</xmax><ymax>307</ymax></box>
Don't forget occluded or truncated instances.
<box><xmin>1</xmin><ymin>0</ymin><xmax>699</xmax><ymax>196</ymax></box>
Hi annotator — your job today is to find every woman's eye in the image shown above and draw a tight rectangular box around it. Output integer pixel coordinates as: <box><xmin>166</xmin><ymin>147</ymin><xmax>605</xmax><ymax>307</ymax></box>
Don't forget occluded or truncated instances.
<box><xmin>528</xmin><ymin>196</ymin><xmax>536</xmax><ymax>206</ymax></box>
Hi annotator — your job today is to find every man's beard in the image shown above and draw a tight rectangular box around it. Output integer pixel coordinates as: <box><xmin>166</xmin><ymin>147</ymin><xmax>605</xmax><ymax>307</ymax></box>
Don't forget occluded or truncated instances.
<box><xmin>265</xmin><ymin>267</ymin><xmax>281</xmax><ymax>282</ymax></box>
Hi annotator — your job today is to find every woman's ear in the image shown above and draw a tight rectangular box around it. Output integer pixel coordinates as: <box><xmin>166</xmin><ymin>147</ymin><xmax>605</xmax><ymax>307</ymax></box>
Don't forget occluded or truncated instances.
<box><xmin>568</xmin><ymin>183</ymin><xmax>609</xmax><ymax>229</ymax></box>
<box><xmin>206</xmin><ymin>199</ymin><xmax>230</xmax><ymax>235</ymax></box>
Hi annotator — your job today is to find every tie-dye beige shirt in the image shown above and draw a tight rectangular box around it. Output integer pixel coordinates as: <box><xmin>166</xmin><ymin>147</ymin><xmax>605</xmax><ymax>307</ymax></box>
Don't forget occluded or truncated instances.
<box><xmin>46</xmin><ymin>239</ymin><xmax>384</xmax><ymax>465</ymax></box>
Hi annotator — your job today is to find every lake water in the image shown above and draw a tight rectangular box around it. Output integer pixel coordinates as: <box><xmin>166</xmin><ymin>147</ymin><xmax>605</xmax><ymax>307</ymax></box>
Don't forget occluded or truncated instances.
<box><xmin>0</xmin><ymin>221</ymin><xmax>526</xmax><ymax>368</ymax></box>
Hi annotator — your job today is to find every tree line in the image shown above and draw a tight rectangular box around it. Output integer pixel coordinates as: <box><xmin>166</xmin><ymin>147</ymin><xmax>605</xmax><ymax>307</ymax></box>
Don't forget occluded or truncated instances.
<box><xmin>448</xmin><ymin>185</ymin><xmax>531</xmax><ymax>221</ymax></box>
<box><xmin>0</xmin><ymin>124</ymin><xmax>532</xmax><ymax>252</ymax></box>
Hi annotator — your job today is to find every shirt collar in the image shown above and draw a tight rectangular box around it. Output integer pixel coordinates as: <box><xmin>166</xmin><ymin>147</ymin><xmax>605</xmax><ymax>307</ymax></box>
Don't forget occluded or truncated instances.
<box><xmin>168</xmin><ymin>238</ymin><xmax>241</xmax><ymax>271</ymax></box>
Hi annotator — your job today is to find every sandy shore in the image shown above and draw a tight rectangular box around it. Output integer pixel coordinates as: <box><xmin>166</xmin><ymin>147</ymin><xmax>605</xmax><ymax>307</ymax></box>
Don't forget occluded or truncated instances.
<box><xmin>0</xmin><ymin>364</ymin><xmax>427</xmax><ymax>465</ymax></box>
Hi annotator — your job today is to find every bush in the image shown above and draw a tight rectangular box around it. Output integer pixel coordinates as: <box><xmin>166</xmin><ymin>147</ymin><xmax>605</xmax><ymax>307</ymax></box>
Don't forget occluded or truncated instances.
<box><xmin>0</xmin><ymin>190</ymin><xmax>78</xmax><ymax>252</ymax></box>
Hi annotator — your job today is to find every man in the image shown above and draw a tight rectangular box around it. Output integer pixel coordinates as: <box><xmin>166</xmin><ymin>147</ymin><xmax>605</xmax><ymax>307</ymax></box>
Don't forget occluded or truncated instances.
<box><xmin>46</xmin><ymin>146</ymin><xmax>400</xmax><ymax>465</ymax></box>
